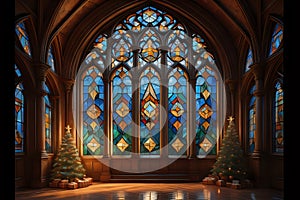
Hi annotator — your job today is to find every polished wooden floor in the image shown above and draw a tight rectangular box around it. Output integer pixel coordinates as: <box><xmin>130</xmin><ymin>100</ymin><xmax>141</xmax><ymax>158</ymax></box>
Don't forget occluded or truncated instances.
<box><xmin>15</xmin><ymin>182</ymin><xmax>284</xmax><ymax>200</ymax></box>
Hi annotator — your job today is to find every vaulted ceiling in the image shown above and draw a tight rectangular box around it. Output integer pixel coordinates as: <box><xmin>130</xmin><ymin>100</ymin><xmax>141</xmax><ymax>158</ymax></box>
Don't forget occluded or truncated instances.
<box><xmin>15</xmin><ymin>0</ymin><xmax>283</xmax><ymax>79</ymax></box>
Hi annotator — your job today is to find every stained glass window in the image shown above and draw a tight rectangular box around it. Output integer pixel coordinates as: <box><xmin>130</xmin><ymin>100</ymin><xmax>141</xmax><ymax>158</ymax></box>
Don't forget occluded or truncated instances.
<box><xmin>79</xmin><ymin>6</ymin><xmax>223</xmax><ymax>159</ymax></box>
<box><xmin>82</xmin><ymin>66</ymin><xmax>105</xmax><ymax>155</ymax></box>
<box><xmin>15</xmin><ymin>21</ymin><xmax>31</xmax><ymax>57</ymax></box>
<box><xmin>245</xmin><ymin>47</ymin><xmax>253</xmax><ymax>72</ymax></box>
<box><xmin>112</xmin><ymin>66</ymin><xmax>132</xmax><ymax>155</ymax></box>
<box><xmin>273</xmin><ymin>81</ymin><xmax>284</xmax><ymax>153</ymax></box>
<box><xmin>269</xmin><ymin>23</ymin><xmax>283</xmax><ymax>56</ymax></box>
<box><xmin>43</xmin><ymin>84</ymin><xmax>52</xmax><ymax>152</ymax></box>
<box><xmin>47</xmin><ymin>45</ymin><xmax>55</xmax><ymax>71</ymax></box>
<box><xmin>15</xmin><ymin>65</ymin><xmax>24</xmax><ymax>153</ymax></box>
<box><xmin>168</xmin><ymin>67</ymin><xmax>187</xmax><ymax>156</ymax></box>
<box><xmin>249</xmin><ymin>85</ymin><xmax>256</xmax><ymax>153</ymax></box>
<box><xmin>140</xmin><ymin>67</ymin><xmax>161</xmax><ymax>156</ymax></box>
<box><xmin>195</xmin><ymin>66</ymin><xmax>217</xmax><ymax>158</ymax></box>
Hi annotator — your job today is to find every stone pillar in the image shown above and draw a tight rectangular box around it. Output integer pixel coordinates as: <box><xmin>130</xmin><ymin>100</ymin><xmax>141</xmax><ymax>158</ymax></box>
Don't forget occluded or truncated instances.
<box><xmin>31</xmin><ymin>63</ymin><xmax>50</xmax><ymax>188</ymax></box>
<box><xmin>63</xmin><ymin>79</ymin><xmax>75</xmax><ymax>139</ymax></box>
<box><xmin>250</xmin><ymin>63</ymin><xmax>265</xmax><ymax>187</ymax></box>
<box><xmin>50</xmin><ymin>96</ymin><xmax>59</xmax><ymax>153</ymax></box>
<box><xmin>160</xmin><ymin>48</ymin><xmax>168</xmax><ymax>158</ymax></box>
<box><xmin>251</xmin><ymin>64</ymin><xmax>264</xmax><ymax>156</ymax></box>
<box><xmin>189</xmin><ymin>77</ymin><xmax>196</xmax><ymax>158</ymax></box>
<box><xmin>131</xmin><ymin>48</ymin><xmax>140</xmax><ymax>156</ymax></box>
<box><xmin>34</xmin><ymin>63</ymin><xmax>50</xmax><ymax>158</ymax></box>
<box><xmin>225</xmin><ymin>79</ymin><xmax>237</xmax><ymax>116</ymax></box>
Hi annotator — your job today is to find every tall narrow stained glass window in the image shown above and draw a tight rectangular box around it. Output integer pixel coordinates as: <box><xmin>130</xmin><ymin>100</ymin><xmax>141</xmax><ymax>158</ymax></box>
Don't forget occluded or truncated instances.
<box><xmin>82</xmin><ymin>66</ymin><xmax>105</xmax><ymax>155</ymax></box>
<box><xmin>168</xmin><ymin>67</ymin><xmax>187</xmax><ymax>156</ymax></box>
<box><xmin>15</xmin><ymin>65</ymin><xmax>24</xmax><ymax>153</ymax></box>
<box><xmin>112</xmin><ymin>66</ymin><xmax>132</xmax><ymax>155</ymax></box>
<box><xmin>249</xmin><ymin>85</ymin><xmax>256</xmax><ymax>153</ymax></box>
<box><xmin>245</xmin><ymin>47</ymin><xmax>253</xmax><ymax>72</ymax></box>
<box><xmin>193</xmin><ymin>34</ymin><xmax>218</xmax><ymax>158</ymax></box>
<box><xmin>273</xmin><ymin>81</ymin><xmax>284</xmax><ymax>153</ymax></box>
<box><xmin>269</xmin><ymin>23</ymin><xmax>283</xmax><ymax>56</ymax></box>
<box><xmin>79</xmin><ymin>6</ymin><xmax>224</xmax><ymax>159</ymax></box>
<box><xmin>47</xmin><ymin>45</ymin><xmax>55</xmax><ymax>71</ymax></box>
<box><xmin>195</xmin><ymin>66</ymin><xmax>217</xmax><ymax>157</ymax></box>
<box><xmin>15</xmin><ymin>21</ymin><xmax>31</xmax><ymax>57</ymax></box>
<box><xmin>44</xmin><ymin>84</ymin><xmax>52</xmax><ymax>152</ymax></box>
<box><xmin>140</xmin><ymin>67</ymin><xmax>161</xmax><ymax>156</ymax></box>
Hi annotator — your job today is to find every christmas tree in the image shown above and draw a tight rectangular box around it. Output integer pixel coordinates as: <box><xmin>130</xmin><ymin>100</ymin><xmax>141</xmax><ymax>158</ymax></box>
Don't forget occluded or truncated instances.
<box><xmin>210</xmin><ymin>116</ymin><xmax>248</xmax><ymax>181</ymax></box>
<box><xmin>50</xmin><ymin>125</ymin><xmax>86</xmax><ymax>182</ymax></box>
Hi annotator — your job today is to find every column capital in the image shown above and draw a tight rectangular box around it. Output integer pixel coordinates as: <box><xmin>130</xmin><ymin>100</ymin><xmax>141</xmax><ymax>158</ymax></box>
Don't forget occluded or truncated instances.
<box><xmin>33</xmin><ymin>63</ymin><xmax>51</xmax><ymax>82</ymax></box>
<box><xmin>250</xmin><ymin>62</ymin><xmax>265</xmax><ymax>80</ymax></box>
<box><xmin>62</xmin><ymin>78</ymin><xmax>75</xmax><ymax>92</ymax></box>
<box><xmin>225</xmin><ymin>79</ymin><xmax>237</xmax><ymax>93</ymax></box>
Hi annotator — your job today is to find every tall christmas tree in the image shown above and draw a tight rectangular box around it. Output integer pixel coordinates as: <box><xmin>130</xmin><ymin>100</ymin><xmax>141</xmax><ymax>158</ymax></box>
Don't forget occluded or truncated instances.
<box><xmin>210</xmin><ymin>116</ymin><xmax>248</xmax><ymax>181</ymax></box>
<box><xmin>50</xmin><ymin>125</ymin><xmax>86</xmax><ymax>182</ymax></box>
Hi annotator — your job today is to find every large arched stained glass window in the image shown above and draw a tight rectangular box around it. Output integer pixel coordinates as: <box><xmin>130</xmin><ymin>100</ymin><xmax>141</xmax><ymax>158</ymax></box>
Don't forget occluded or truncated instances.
<box><xmin>140</xmin><ymin>67</ymin><xmax>161</xmax><ymax>156</ymax></box>
<box><xmin>273</xmin><ymin>81</ymin><xmax>284</xmax><ymax>153</ymax></box>
<box><xmin>269</xmin><ymin>23</ymin><xmax>283</xmax><ymax>56</ymax></box>
<box><xmin>248</xmin><ymin>85</ymin><xmax>256</xmax><ymax>153</ymax></box>
<box><xmin>15</xmin><ymin>65</ymin><xmax>24</xmax><ymax>153</ymax></box>
<box><xmin>15</xmin><ymin>21</ymin><xmax>31</xmax><ymax>57</ymax></box>
<box><xmin>78</xmin><ymin>6</ymin><xmax>225</xmax><ymax>159</ymax></box>
<box><xmin>44</xmin><ymin>83</ymin><xmax>52</xmax><ymax>152</ymax></box>
<box><xmin>112</xmin><ymin>66</ymin><xmax>132</xmax><ymax>156</ymax></box>
<box><xmin>82</xmin><ymin>66</ymin><xmax>105</xmax><ymax>155</ymax></box>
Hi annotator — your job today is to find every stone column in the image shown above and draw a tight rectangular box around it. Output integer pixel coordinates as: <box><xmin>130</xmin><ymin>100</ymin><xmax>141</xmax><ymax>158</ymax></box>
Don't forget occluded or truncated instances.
<box><xmin>131</xmin><ymin>48</ymin><xmax>140</xmax><ymax>156</ymax></box>
<box><xmin>250</xmin><ymin>63</ymin><xmax>265</xmax><ymax>187</ymax></box>
<box><xmin>31</xmin><ymin>63</ymin><xmax>50</xmax><ymax>188</ymax></box>
<box><xmin>34</xmin><ymin>63</ymin><xmax>50</xmax><ymax>158</ymax></box>
<box><xmin>63</xmin><ymin>79</ymin><xmax>75</xmax><ymax>139</ymax></box>
<box><xmin>225</xmin><ymin>79</ymin><xmax>237</xmax><ymax>116</ymax></box>
<box><xmin>50</xmin><ymin>96</ymin><xmax>59</xmax><ymax>153</ymax></box>
<box><xmin>160</xmin><ymin>48</ymin><xmax>168</xmax><ymax>158</ymax></box>
<box><xmin>188</xmin><ymin>77</ymin><xmax>196</xmax><ymax>158</ymax></box>
<box><xmin>251</xmin><ymin>64</ymin><xmax>264</xmax><ymax>156</ymax></box>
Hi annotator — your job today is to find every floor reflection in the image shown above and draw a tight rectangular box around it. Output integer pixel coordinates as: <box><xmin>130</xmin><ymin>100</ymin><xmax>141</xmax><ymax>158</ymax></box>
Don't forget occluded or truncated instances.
<box><xmin>15</xmin><ymin>182</ymin><xmax>283</xmax><ymax>200</ymax></box>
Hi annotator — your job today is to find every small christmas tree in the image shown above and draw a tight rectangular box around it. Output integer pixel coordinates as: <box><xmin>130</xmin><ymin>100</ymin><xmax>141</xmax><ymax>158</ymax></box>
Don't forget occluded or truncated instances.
<box><xmin>210</xmin><ymin>116</ymin><xmax>248</xmax><ymax>181</ymax></box>
<box><xmin>50</xmin><ymin>125</ymin><xmax>86</xmax><ymax>182</ymax></box>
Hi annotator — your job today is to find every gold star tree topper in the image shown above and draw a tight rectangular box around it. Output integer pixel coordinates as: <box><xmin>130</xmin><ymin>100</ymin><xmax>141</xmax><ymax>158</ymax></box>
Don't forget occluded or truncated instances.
<box><xmin>65</xmin><ymin>125</ymin><xmax>72</xmax><ymax>133</ymax></box>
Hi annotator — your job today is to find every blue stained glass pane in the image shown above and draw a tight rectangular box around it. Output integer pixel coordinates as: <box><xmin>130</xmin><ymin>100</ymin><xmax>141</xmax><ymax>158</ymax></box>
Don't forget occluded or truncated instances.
<box><xmin>15</xmin><ymin>21</ymin><xmax>31</xmax><ymax>57</ymax></box>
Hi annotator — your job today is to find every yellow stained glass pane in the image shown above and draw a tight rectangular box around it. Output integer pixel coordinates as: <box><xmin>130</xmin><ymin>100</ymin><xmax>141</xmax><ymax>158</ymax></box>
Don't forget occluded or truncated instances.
<box><xmin>87</xmin><ymin>138</ymin><xmax>100</xmax><ymax>152</ymax></box>
<box><xmin>200</xmin><ymin>138</ymin><xmax>212</xmax><ymax>152</ymax></box>
<box><xmin>198</xmin><ymin>104</ymin><xmax>213</xmax><ymax>119</ymax></box>
<box><xmin>117</xmin><ymin>138</ymin><xmax>129</xmax><ymax>152</ymax></box>
<box><xmin>144</xmin><ymin>137</ymin><xmax>156</xmax><ymax>152</ymax></box>
<box><xmin>172</xmin><ymin>138</ymin><xmax>184</xmax><ymax>152</ymax></box>
<box><xmin>202</xmin><ymin>90</ymin><xmax>210</xmax><ymax>100</ymax></box>
<box><xmin>87</xmin><ymin>104</ymin><xmax>101</xmax><ymax>119</ymax></box>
